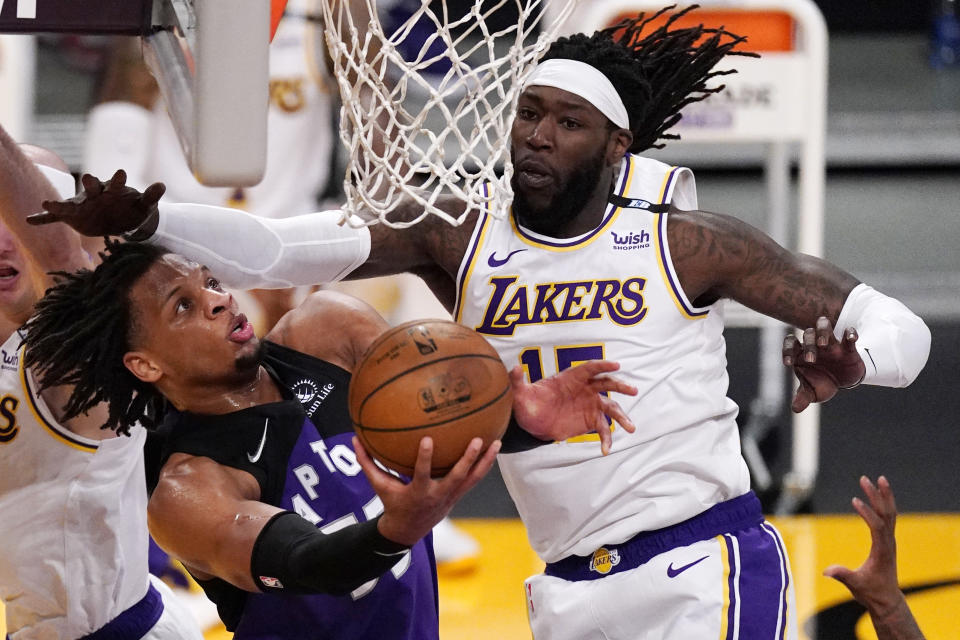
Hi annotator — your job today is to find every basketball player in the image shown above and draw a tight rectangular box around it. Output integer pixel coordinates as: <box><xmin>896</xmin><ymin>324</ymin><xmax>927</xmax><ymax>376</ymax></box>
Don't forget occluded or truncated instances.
<box><xmin>0</xmin><ymin>126</ymin><xmax>202</xmax><ymax>638</ymax></box>
<box><xmin>31</xmin><ymin>9</ymin><xmax>932</xmax><ymax>639</ymax></box>
<box><xmin>86</xmin><ymin>0</ymin><xmax>484</xmax><ymax>568</ymax></box>
<box><xmin>19</xmin><ymin>238</ymin><xmax>636</xmax><ymax>638</ymax></box>
<box><xmin>825</xmin><ymin>477</ymin><xmax>927</xmax><ymax>640</ymax></box>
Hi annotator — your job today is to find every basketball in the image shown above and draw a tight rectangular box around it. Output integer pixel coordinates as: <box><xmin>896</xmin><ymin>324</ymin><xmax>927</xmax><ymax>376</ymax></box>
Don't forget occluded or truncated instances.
<box><xmin>349</xmin><ymin>319</ymin><xmax>512</xmax><ymax>477</ymax></box>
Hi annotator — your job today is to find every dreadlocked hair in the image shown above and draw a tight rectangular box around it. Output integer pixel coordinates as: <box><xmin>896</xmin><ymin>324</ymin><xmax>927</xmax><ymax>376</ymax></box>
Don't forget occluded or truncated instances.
<box><xmin>542</xmin><ymin>4</ymin><xmax>759</xmax><ymax>153</ymax></box>
<box><xmin>22</xmin><ymin>240</ymin><xmax>169</xmax><ymax>436</ymax></box>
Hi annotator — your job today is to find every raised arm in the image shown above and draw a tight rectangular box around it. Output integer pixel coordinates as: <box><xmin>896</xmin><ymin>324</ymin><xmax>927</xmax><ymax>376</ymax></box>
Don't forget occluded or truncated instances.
<box><xmin>151</xmin><ymin>433</ymin><xmax>498</xmax><ymax>594</ymax></box>
<box><xmin>669</xmin><ymin>208</ymin><xmax>858</xmax><ymax>326</ymax></box>
<box><xmin>29</xmin><ymin>172</ymin><xmax>473</xmax><ymax>305</ymax></box>
<box><xmin>669</xmin><ymin>209</ymin><xmax>930</xmax><ymax>400</ymax></box>
<box><xmin>0</xmin><ymin>125</ymin><xmax>90</xmax><ymax>290</ymax></box>
<box><xmin>823</xmin><ymin>476</ymin><xmax>926</xmax><ymax>640</ymax></box>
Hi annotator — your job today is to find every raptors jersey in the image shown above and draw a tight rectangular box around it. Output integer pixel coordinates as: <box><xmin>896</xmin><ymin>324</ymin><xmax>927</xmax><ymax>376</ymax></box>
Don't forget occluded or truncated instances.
<box><xmin>0</xmin><ymin>332</ymin><xmax>150</xmax><ymax>638</ymax></box>
<box><xmin>162</xmin><ymin>341</ymin><xmax>438</xmax><ymax>639</ymax></box>
<box><xmin>454</xmin><ymin>154</ymin><xmax>751</xmax><ymax>563</ymax></box>
<box><xmin>145</xmin><ymin>0</ymin><xmax>335</xmax><ymax>217</ymax></box>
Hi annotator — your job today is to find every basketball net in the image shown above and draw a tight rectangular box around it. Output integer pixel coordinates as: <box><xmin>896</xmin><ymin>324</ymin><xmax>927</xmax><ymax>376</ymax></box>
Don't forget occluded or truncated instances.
<box><xmin>318</xmin><ymin>0</ymin><xmax>579</xmax><ymax>228</ymax></box>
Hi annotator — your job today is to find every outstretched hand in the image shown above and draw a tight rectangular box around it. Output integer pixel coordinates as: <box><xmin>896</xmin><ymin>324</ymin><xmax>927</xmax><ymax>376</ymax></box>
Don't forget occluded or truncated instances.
<box><xmin>823</xmin><ymin>476</ymin><xmax>901</xmax><ymax>612</ymax></box>
<box><xmin>510</xmin><ymin>360</ymin><xmax>638</xmax><ymax>456</ymax></box>
<box><xmin>355</xmin><ymin>435</ymin><xmax>499</xmax><ymax>547</ymax></box>
<box><xmin>27</xmin><ymin>169</ymin><xmax>165</xmax><ymax>238</ymax></box>
<box><xmin>823</xmin><ymin>476</ymin><xmax>926</xmax><ymax>640</ymax></box>
<box><xmin>783</xmin><ymin>316</ymin><xmax>866</xmax><ymax>413</ymax></box>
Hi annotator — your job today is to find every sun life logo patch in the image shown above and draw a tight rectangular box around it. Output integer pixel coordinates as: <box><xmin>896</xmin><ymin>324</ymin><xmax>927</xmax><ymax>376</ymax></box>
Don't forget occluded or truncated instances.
<box><xmin>293</xmin><ymin>378</ymin><xmax>318</xmax><ymax>404</ymax></box>
<box><xmin>589</xmin><ymin>547</ymin><xmax>620</xmax><ymax>575</ymax></box>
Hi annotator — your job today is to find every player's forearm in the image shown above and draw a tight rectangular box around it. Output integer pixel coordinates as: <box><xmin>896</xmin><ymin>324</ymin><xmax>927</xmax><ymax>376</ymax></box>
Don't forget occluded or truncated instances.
<box><xmin>835</xmin><ymin>284</ymin><xmax>931</xmax><ymax>387</ymax></box>
<box><xmin>149</xmin><ymin>202</ymin><xmax>371</xmax><ymax>289</ymax></box>
<box><xmin>251</xmin><ymin>511</ymin><xmax>409</xmax><ymax>595</ymax></box>
<box><xmin>0</xmin><ymin>128</ymin><xmax>88</xmax><ymax>278</ymax></box>
<box><xmin>868</xmin><ymin>595</ymin><xmax>926</xmax><ymax>640</ymax></box>
<box><xmin>0</xmin><ymin>126</ymin><xmax>58</xmax><ymax>225</ymax></box>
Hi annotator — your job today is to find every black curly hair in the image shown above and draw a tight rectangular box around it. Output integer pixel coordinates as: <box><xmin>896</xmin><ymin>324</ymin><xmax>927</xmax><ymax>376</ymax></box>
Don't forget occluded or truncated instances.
<box><xmin>541</xmin><ymin>4</ymin><xmax>758</xmax><ymax>152</ymax></box>
<box><xmin>22</xmin><ymin>240</ymin><xmax>168</xmax><ymax>435</ymax></box>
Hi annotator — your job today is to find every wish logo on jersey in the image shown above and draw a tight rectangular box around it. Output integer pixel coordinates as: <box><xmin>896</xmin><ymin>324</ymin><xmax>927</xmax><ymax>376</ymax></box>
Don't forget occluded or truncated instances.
<box><xmin>1</xmin><ymin>348</ymin><xmax>18</xmax><ymax>372</ymax></box>
<box><xmin>610</xmin><ymin>230</ymin><xmax>650</xmax><ymax>251</ymax></box>
<box><xmin>475</xmin><ymin>276</ymin><xmax>648</xmax><ymax>336</ymax></box>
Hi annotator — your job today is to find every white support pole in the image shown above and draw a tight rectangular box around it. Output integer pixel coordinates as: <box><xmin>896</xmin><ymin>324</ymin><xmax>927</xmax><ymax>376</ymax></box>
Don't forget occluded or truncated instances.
<box><xmin>0</xmin><ymin>34</ymin><xmax>35</xmax><ymax>141</ymax></box>
<box><xmin>145</xmin><ymin>0</ymin><xmax>269</xmax><ymax>187</ymax></box>
<box><xmin>787</xmin><ymin>0</ymin><xmax>829</xmax><ymax>508</ymax></box>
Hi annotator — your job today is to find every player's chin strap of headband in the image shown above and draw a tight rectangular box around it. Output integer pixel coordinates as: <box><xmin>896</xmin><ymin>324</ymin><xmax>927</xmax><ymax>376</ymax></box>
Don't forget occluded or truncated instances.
<box><xmin>606</xmin><ymin>193</ymin><xmax>671</xmax><ymax>213</ymax></box>
<box><xmin>523</xmin><ymin>59</ymin><xmax>630</xmax><ymax>129</ymax></box>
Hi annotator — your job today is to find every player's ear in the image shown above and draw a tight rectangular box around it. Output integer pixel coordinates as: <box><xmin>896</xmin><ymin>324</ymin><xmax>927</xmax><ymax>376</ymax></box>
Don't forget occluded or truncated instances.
<box><xmin>123</xmin><ymin>351</ymin><xmax>163</xmax><ymax>384</ymax></box>
<box><xmin>607</xmin><ymin>128</ymin><xmax>632</xmax><ymax>164</ymax></box>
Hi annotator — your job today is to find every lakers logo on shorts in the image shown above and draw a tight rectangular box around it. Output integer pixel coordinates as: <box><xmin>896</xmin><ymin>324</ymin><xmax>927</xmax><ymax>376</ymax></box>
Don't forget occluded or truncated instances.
<box><xmin>589</xmin><ymin>547</ymin><xmax>620</xmax><ymax>575</ymax></box>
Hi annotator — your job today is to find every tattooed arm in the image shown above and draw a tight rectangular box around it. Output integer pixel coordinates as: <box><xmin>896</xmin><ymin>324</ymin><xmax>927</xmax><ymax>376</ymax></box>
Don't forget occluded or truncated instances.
<box><xmin>667</xmin><ymin>209</ymin><xmax>859</xmax><ymax>328</ymax></box>
<box><xmin>353</xmin><ymin>198</ymin><xmax>479</xmax><ymax>311</ymax></box>
<box><xmin>668</xmin><ymin>208</ymin><xmax>929</xmax><ymax>407</ymax></box>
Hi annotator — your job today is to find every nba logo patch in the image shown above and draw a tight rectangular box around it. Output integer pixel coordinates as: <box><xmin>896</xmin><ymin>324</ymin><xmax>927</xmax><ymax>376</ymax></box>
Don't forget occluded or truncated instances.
<box><xmin>589</xmin><ymin>547</ymin><xmax>620</xmax><ymax>575</ymax></box>
<box><xmin>260</xmin><ymin>576</ymin><xmax>284</xmax><ymax>589</ymax></box>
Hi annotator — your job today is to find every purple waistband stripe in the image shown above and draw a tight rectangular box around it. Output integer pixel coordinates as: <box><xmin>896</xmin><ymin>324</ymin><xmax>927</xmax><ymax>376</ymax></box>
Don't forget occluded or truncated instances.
<box><xmin>79</xmin><ymin>583</ymin><xmax>163</xmax><ymax>640</ymax></box>
<box><xmin>544</xmin><ymin>492</ymin><xmax>763</xmax><ymax>582</ymax></box>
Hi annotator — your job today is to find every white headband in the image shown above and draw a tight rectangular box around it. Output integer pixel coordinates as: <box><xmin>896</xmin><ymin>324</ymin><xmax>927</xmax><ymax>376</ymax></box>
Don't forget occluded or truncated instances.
<box><xmin>523</xmin><ymin>59</ymin><xmax>630</xmax><ymax>129</ymax></box>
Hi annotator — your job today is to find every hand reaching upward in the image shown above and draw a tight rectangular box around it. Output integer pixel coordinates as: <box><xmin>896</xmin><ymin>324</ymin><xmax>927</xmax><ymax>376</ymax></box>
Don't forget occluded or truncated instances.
<box><xmin>28</xmin><ymin>170</ymin><xmax>165</xmax><ymax>239</ymax></box>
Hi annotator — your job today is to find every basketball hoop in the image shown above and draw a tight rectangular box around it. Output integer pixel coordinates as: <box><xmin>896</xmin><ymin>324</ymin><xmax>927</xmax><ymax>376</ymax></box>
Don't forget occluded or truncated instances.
<box><xmin>318</xmin><ymin>0</ymin><xmax>579</xmax><ymax>228</ymax></box>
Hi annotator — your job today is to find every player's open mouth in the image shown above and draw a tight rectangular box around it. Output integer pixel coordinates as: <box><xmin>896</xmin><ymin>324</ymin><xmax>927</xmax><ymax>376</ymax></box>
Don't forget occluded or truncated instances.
<box><xmin>228</xmin><ymin>314</ymin><xmax>255</xmax><ymax>343</ymax></box>
<box><xmin>0</xmin><ymin>266</ymin><xmax>20</xmax><ymax>289</ymax></box>
<box><xmin>516</xmin><ymin>159</ymin><xmax>554</xmax><ymax>190</ymax></box>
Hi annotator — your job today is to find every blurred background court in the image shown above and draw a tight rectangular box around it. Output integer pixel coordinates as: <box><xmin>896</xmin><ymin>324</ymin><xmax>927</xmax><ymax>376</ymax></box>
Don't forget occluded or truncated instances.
<box><xmin>1</xmin><ymin>0</ymin><xmax>959</xmax><ymax>637</ymax></box>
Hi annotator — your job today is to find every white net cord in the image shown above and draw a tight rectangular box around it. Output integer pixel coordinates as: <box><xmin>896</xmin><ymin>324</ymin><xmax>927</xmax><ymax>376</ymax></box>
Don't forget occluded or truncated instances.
<box><xmin>319</xmin><ymin>0</ymin><xmax>579</xmax><ymax>228</ymax></box>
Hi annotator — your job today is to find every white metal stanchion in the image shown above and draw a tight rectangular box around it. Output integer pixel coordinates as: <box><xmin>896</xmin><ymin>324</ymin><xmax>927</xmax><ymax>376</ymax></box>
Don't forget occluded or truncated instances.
<box><xmin>0</xmin><ymin>34</ymin><xmax>35</xmax><ymax>142</ymax></box>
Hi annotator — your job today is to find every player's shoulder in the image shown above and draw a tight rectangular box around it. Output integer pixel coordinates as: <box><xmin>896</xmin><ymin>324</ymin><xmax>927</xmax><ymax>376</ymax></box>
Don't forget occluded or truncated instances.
<box><xmin>266</xmin><ymin>290</ymin><xmax>390</xmax><ymax>371</ymax></box>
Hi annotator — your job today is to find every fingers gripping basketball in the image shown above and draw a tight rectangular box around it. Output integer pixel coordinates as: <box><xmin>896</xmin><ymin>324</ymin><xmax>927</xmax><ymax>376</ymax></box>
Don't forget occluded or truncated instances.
<box><xmin>349</xmin><ymin>320</ymin><xmax>511</xmax><ymax>477</ymax></box>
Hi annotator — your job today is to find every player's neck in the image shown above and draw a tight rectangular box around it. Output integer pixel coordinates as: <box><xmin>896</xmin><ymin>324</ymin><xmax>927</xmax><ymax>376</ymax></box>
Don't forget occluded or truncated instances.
<box><xmin>165</xmin><ymin>365</ymin><xmax>284</xmax><ymax>415</ymax></box>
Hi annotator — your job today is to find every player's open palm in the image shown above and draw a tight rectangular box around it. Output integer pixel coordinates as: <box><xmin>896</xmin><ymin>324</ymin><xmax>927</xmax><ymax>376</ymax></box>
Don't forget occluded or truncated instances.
<box><xmin>823</xmin><ymin>476</ymin><xmax>904</xmax><ymax>615</ymax></box>
<box><xmin>783</xmin><ymin>316</ymin><xmax>867</xmax><ymax>412</ymax></box>
<box><xmin>354</xmin><ymin>435</ymin><xmax>498</xmax><ymax>547</ymax></box>
<box><xmin>27</xmin><ymin>169</ymin><xmax>165</xmax><ymax>238</ymax></box>
<box><xmin>510</xmin><ymin>360</ymin><xmax>638</xmax><ymax>456</ymax></box>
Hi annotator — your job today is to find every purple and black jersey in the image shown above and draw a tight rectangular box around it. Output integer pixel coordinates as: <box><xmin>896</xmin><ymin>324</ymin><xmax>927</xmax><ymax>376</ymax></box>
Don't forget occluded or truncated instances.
<box><xmin>159</xmin><ymin>341</ymin><xmax>439</xmax><ymax>639</ymax></box>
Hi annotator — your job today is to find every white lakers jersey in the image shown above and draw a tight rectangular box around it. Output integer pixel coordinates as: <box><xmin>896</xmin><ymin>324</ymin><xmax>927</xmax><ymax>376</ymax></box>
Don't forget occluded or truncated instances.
<box><xmin>454</xmin><ymin>154</ymin><xmax>750</xmax><ymax>563</ymax></box>
<box><xmin>0</xmin><ymin>332</ymin><xmax>151</xmax><ymax>638</ymax></box>
<box><xmin>147</xmin><ymin>0</ymin><xmax>335</xmax><ymax>217</ymax></box>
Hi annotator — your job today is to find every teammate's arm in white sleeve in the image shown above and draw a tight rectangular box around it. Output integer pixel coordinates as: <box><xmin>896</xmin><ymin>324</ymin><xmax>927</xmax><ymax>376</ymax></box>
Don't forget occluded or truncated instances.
<box><xmin>150</xmin><ymin>202</ymin><xmax>371</xmax><ymax>289</ymax></box>
<box><xmin>834</xmin><ymin>283</ymin><xmax>930</xmax><ymax>388</ymax></box>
